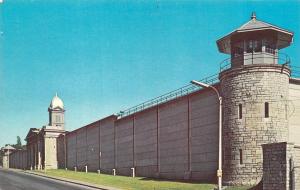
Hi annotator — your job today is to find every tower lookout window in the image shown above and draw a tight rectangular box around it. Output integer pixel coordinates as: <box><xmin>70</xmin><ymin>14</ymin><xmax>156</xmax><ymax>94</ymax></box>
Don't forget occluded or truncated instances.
<box><xmin>239</xmin><ymin>149</ymin><xmax>243</xmax><ymax>164</ymax></box>
<box><xmin>265</xmin><ymin>102</ymin><xmax>269</xmax><ymax>118</ymax></box>
<box><xmin>246</xmin><ymin>40</ymin><xmax>262</xmax><ymax>53</ymax></box>
<box><xmin>238</xmin><ymin>104</ymin><xmax>242</xmax><ymax>119</ymax></box>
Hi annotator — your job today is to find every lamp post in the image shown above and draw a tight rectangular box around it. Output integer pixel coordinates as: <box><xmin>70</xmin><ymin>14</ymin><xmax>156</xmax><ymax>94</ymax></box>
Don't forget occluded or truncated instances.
<box><xmin>191</xmin><ymin>80</ymin><xmax>223</xmax><ymax>190</ymax></box>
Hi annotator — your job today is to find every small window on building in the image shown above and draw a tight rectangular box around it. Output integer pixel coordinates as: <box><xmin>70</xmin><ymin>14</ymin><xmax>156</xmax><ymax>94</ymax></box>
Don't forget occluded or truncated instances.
<box><xmin>265</xmin><ymin>102</ymin><xmax>269</xmax><ymax>118</ymax></box>
<box><xmin>238</xmin><ymin>104</ymin><xmax>242</xmax><ymax>119</ymax></box>
<box><xmin>56</xmin><ymin>115</ymin><xmax>61</xmax><ymax>122</ymax></box>
<box><xmin>285</xmin><ymin>104</ymin><xmax>288</xmax><ymax>120</ymax></box>
<box><xmin>239</xmin><ymin>149</ymin><xmax>243</xmax><ymax>164</ymax></box>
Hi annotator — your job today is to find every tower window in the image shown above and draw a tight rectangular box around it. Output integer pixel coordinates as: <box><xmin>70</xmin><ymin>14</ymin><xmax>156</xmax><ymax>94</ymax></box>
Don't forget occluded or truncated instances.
<box><xmin>56</xmin><ymin>115</ymin><xmax>61</xmax><ymax>122</ymax></box>
<box><xmin>285</xmin><ymin>104</ymin><xmax>288</xmax><ymax>120</ymax></box>
<box><xmin>265</xmin><ymin>102</ymin><xmax>269</xmax><ymax>118</ymax></box>
<box><xmin>239</xmin><ymin>149</ymin><xmax>243</xmax><ymax>164</ymax></box>
<box><xmin>238</xmin><ymin>104</ymin><xmax>242</xmax><ymax>119</ymax></box>
<box><xmin>246</xmin><ymin>40</ymin><xmax>262</xmax><ymax>53</ymax></box>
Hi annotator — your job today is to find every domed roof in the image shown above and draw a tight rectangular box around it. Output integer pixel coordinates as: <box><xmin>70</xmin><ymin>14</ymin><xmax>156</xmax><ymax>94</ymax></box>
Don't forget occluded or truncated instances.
<box><xmin>49</xmin><ymin>93</ymin><xmax>64</xmax><ymax>109</ymax></box>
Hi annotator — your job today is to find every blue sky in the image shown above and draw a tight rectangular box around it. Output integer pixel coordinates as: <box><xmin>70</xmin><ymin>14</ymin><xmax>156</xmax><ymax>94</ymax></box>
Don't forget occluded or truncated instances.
<box><xmin>0</xmin><ymin>0</ymin><xmax>299</xmax><ymax>147</ymax></box>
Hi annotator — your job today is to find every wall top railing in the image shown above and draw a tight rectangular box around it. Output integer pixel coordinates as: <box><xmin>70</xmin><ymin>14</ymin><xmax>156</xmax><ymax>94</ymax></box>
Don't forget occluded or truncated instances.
<box><xmin>117</xmin><ymin>56</ymin><xmax>299</xmax><ymax>119</ymax></box>
<box><xmin>117</xmin><ymin>73</ymin><xmax>219</xmax><ymax>118</ymax></box>
<box><xmin>220</xmin><ymin>51</ymin><xmax>291</xmax><ymax>72</ymax></box>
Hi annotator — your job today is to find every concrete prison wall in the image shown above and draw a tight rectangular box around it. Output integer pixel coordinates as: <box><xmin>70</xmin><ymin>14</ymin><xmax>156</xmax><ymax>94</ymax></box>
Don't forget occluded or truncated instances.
<box><xmin>8</xmin><ymin>150</ymin><xmax>27</xmax><ymax>169</ymax></box>
<box><xmin>61</xmin><ymin>88</ymin><xmax>219</xmax><ymax>181</ymax></box>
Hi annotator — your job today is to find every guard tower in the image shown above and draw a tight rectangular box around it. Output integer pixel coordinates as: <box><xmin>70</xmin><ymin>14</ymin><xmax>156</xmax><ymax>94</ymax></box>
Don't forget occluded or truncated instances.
<box><xmin>218</xmin><ymin>13</ymin><xmax>293</xmax><ymax>185</ymax></box>
<box><xmin>48</xmin><ymin>93</ymin><xmax>65</xmax><ymax>129</ymax></box>
<box><xmin>1</xmin><ymin>145</ymin><xmax>15</xmax><ymax>168</ymax></box>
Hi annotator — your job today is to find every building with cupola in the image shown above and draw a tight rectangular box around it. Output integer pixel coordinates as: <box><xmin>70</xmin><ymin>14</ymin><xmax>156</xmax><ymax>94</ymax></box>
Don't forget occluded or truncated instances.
<box><xmin>25</xmin><ymin>93</ymin><xmax>66</xmax><ymax>170</ymax></box>
<box><xmin>6</xmin><ymin>13</ymin><xmax>300</xmax><ymax>189</ymax></box>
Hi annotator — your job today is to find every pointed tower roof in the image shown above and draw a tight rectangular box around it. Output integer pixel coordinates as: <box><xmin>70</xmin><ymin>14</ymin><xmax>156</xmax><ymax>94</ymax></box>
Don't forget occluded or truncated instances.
<box><xmin>217</xmin><ymin>12</ymin><xmax>293</xmax><ymax>54</ymax></box>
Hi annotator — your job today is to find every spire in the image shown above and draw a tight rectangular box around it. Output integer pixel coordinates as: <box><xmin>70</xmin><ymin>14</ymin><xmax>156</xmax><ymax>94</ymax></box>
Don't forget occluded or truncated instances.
<box><xmin>55</xmin><ymin>92</ymin><xmax>58</xmax><ymax>97</ymax></box>
<box><xmin>251</xmin><ymin>12</ymin><xmax>256</xmax><ymax>20</ymax></box>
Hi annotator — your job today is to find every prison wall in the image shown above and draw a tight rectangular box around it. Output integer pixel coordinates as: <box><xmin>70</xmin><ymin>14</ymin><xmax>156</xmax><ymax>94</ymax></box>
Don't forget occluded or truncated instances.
<box><xmin>58</xmin><ymin>88</ymin><xmax>219</xmax><ymax>181</ymax></box>
<box><xmin>8</xmin><ymin>150</ymin><xmax>28</xmax><ymax>169</ymax></box>
<box><xmin>66</xmin><ymin>132</ymin><xmax>77</xmax><ymax>169</ymax></box>
<box><xmin>190</xmin><ymin>90</ymin><xmax>219</xmax><ymax>181</ymax></box>
<box><xmin>86</xmin><ymin>121</ymin><xmax>100</xmax><ymax>172</ymax></box>
<box><xmin>159</xmin><ymin>97</ymin><xmax>189</xmax><ymax>179</ymax></box>
<box><xmin>288</xmin><ymin>80</ymin><xmax>300</xmax><ymax>145</ymax></box>
<box><xmin>115</xmin><ymin>116</ymin><xmax>134</xmax><ymax>176</ymax></box>
<box><xmin>262</xmin><ymin>142</ymin><xmax>300</xmax><ymax>190</ymax></box>
<box><xmin>134</xmin><ymin>107</ymin><xmax>158</xmax><ymax>178</ymax></box>
<box><xmin>99</xmin><ymin>116</ymin><xmax>117</xmax><ymax>174</ymax></box>
<box><xmin>57</xmin><ymin>134</ymin><xmax>65</xmax><ymax>168</ymax></box>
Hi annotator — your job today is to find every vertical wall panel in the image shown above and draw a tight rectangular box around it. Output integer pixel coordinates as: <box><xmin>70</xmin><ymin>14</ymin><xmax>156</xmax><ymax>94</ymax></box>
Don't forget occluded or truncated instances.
<box><xmin>100</xmin><ymin>116</ymin><xmax>117</xmax><ymax>174</ymax></box>
<box><xmin>66</xmin><ymin>132</ymin><xmax>77</xmax><ymax>169</ymax></box>
<box><xmin>159</xmin><ymin>97</ymin><xmax>189</xmax><ymax>179</ymax></box>
<box><xmin>76</xmin><ymin>128</ymin><xmax>87</xmax><ymax>170</ymax></box>
<box><xmin>134</xmin><ymin>107</ymin><xmax>158</xmax><ymax>177</ymax></box>
<box><xmin>115</xmin><ymin>116</ymin><xmax>134</xmax><ymax>176</ymax></box>
<box><xmin>57</xmin><ymin>134</ymin><xmax>65</xmax><ymax>169</ymax></box>
<box><xmin>86</xmin><ymin>123</ymin><xmax>100</xmax><ymax>171</ymax></box>
<box><xmin>190</xmin><ymin>90</ymin><xmax>218</xmax><ymax>181</ymax></box>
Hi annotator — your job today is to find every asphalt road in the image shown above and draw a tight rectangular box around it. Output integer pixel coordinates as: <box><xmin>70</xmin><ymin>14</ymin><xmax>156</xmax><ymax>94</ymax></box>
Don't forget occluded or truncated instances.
<box><xmin>0</xmin><ymin>169</ymin><xmax>101</xmax><ymax>190</ymax></box>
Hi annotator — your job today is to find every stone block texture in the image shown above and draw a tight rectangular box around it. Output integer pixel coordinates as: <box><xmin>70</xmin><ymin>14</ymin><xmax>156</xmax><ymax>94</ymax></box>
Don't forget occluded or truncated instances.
<box><xmin>288</xmin><ymin>82</ymin><xmax>300</xmax><ymax>144</ymax></box>
<box><xmin>262</xmin><ymin>142</ymin><xmax>300</xmax><ymax>190</ymax></box>
<box><xmin>220</xmin><ymin>65</ymin><xmax>290</xmax><ymax>185</ymax></box>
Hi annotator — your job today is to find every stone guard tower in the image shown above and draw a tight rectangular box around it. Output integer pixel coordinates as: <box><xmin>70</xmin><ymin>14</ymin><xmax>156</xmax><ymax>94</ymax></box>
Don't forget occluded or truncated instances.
<box><xmin>217</xmin><ymin>13</ymin><xmax>293</xmax><ymax>185</ymax></box>
<box><xmin>1</xmin><ymin>145</ymin><xmax>15</xmax><ymax>168</ymax></box>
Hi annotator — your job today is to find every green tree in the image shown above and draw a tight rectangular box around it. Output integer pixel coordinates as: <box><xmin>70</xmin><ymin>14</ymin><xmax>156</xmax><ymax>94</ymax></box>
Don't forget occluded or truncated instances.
<box><xmin>11</xmin><ymin>136</ymin><xmax>24</xmax><ymax>150</ymax></box>
<box><xmin>16</xmin><ymin>136</ymin><xmax>22</xmax><ymax>148</ymax></box>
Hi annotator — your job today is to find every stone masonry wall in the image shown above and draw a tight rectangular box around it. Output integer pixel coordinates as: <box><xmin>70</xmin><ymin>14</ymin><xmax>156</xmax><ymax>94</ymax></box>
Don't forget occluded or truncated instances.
<box><xmin>262</xmin><ymin>142</ymin><xmax>300</xmax><ymax>190</ymax></box>
<box><xmin>220</xmin><ymin>65</ymin><xmax>290</xmax><ymax>185</ymax></box>
<box><xmin>262</xmin><ymin>142</ymin><xmax>288</xmax><ymax>190</ymax></box>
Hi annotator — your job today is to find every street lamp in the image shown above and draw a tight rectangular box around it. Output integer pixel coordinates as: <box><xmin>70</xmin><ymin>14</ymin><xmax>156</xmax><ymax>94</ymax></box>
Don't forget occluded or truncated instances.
<box><xmin>191</xmin><ymin>80</ymin><xmax>223</xmax><ymax>190</ymax></box>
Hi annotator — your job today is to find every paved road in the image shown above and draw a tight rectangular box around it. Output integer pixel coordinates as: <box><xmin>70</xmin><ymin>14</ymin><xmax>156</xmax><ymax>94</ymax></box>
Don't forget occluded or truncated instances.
<box><xmin>0</xmin><ymin>169</ymin><xmax>100</xmax><ymax>190</ymax></box>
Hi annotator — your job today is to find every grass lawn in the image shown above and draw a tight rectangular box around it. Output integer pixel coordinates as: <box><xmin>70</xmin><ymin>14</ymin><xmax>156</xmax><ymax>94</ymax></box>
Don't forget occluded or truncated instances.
<box><xmin>34</xmin><ymin>169</ymin><xmax>252</xmax><ymax>190</ymax></box>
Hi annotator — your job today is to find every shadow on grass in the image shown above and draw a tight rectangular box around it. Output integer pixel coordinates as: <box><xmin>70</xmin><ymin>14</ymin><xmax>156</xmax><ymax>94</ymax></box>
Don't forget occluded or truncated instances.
<box><xmin>138</xmin><ymin>177</ymin><xmax>215</xmax><ymax>185</ymax></box>
<box><xmin>248</xmin><ymin>180</ymin><xmax>262</xmax><ymax>190</ymax></box>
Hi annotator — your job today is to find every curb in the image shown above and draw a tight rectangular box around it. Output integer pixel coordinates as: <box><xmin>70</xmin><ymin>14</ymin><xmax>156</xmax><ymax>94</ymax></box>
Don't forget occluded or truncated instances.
<box><xmin>22</xmin><ymin>170</ymin><xmax>121</xmax><ymax>190</ymax></box>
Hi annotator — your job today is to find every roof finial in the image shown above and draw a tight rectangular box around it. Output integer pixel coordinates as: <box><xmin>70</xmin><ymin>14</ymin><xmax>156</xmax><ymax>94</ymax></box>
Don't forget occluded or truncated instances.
<box><xmin>55</xmin><ymin>92</ymin><xmax>58</xmax><ymax>97</ymax></box>
<box><xmin>251</xmin><ymin>12</ymin><xmax>256</xmax><ymax>20</ymax></box>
